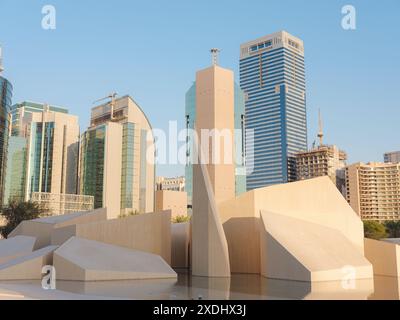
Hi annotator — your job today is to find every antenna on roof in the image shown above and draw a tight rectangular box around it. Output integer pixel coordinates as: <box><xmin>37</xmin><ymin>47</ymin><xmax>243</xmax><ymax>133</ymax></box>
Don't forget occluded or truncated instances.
<box><xmin>210</xmin><ymin>48</ymin><xmax>220</xmax><ymax>66</ymax></box>
<box><xmin>317</xmin><ymin>109</ymin><xmax>324</xmax><ymax>146</ymax></box>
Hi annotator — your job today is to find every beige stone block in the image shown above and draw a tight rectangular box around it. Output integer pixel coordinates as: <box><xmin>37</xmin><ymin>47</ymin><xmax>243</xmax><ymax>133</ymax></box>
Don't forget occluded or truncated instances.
<box><xmin>260</xmin><ymin>210</ymin><xmax>373</xmax><ymax>282</ymax></box>
<box><xmin>191</xmin><ymin>153</ymin><xmax>231</xmax><ymax>277</ymax></box>
<box><xmin>0</xmin><ymin>236</ymin><xmax>36</xmax><ymax>264</ymax></box>
<box><xmin>0</xmin><ymin>246</ymin><xmax>57</xmax><ymax>280</ymax></box>
<box><xmin>364</xmin><ymin>238</ymin><xmax>400</xmax><ymax>277</ymax></box>
<box><xmin>171</xmin><ymin>222</ymin><xmax>190</xmax><ymax>268</ymax></box>
<box><xmin>51</xmin><ymin>211</ymin><xmax>171</xmax><ymax>264</ymax></box>
<box><xmin>53</xmin><ymin>237</ymin><xmax>177</xmax><ymax>281</ymax></box>
<box><xmin>8</xmin><ymin>208</ymin><xmax>107</xmax><ymax>249</ymax></box>
<box><xmin>218</xmin><ymin>176</ymin><xmax>366</xmax><ymax>275</ymax></box>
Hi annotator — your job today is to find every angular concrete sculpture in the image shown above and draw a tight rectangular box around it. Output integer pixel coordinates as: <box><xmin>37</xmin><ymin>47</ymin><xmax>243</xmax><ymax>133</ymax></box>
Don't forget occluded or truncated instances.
<box><xmin>0</xmin><ymin>236</ymin><xmax>36</xmax><ymax>264</ymax></box>
<box><xmin>0</xmin><ymin>246</ymin><xmax>57</xmax><ymax>280</ymax></box>
<box><xmin>191</xmin><ymin>65</ymin><xmax>235</xmax><ymax>278</ymax></box>
<box><xmin>51</xmin><ymin>211</ymin><xmax>171</xmax><ymax>264</ymax></box>
<box><xmin>218</xmin><ymin>176</ymin><xmax>368</xmax><ymax>275</ymax></box>
<box><xmin>260</xmin><ymin>211</ymin><xmax>373</xmax><ymax>282</ymax></box>
<box><xmin>53</xmin><ymin>237</ymin><xmax>177</xmax><ymax>281</ymax></box>
<box><xmin>364</xmin><ymin>238</ymin><xmax>400</xmax><ymax>277</ymax></box>
<box><xmin>9</xmin><ymin>208</ymin><xmax>107</xmax><ymax>250</ymax></box>
<box><xmin>191</xmin><ymin>155</ymin><xmax>231</xmax><ymax>277</ymax></box>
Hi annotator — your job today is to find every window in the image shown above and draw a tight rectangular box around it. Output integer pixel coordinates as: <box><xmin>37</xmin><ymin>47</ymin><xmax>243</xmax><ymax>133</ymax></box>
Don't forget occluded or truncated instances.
<box><xmin>250</xmin><ymin>45</ymin><xmax>258</xmax><ymax>52</ymax></box>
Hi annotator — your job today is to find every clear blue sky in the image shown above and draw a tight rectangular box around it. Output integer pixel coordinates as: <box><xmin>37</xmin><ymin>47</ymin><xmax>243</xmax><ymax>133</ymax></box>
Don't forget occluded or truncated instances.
<box><xmin>1</xmin><ymin>0</ymin><xmax>399</xmax><ymax>177</ymax></box>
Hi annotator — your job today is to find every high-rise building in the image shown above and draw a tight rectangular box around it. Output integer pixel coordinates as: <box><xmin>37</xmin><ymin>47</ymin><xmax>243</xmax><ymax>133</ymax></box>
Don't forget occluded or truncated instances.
<box><xmin>384</xmin><ymin>151</ymin><xmax>400</xmax><ymax>164</ymax></box>
<box><xmin>345</xmin><ymin>162</ymin><xmax>400</xmax><ymax>222</ymax></box>
<box><xmin>10</xmin><ymin>101</ymin><xmax>68</xmax><ymax>136</ymax></box>
<box><xmin>3</xmin><ymin>136</ymin><xmax>27</xmax><ymax>204</ymax></box>
<box><xmin>296</xmin><ymin>145</ymin><xmax>347</xmax><ymax>192</ymax></box>
<box><xmin>4</xmin><ymin>102</ymin><xmax>92</xmax><ymax>215</ymax></box>
<box><xmin>156</xmin><ymin>176</ymin><xmax>185</xmax><ymax>191</ymax></box>
<box><xmin>295</xmin><ymin>111</ymin><xmax>347</xmax><ymax>193</ymax></box>
<box><xmin>21</xmin><ymin>107</ymin><xmax>80</xmax><ymax>198</ymax></box>
<box><xmin>240</xmin><ymin>31</ymin><xmax>307</xmax><ymax>190</ymax></box>
<box><xmin>79</xmin><ymin>95</ymin><xmax>155</xmax><ymax>218</ymax></box>
<box><xmin>0</xmin><ymin>46</ymin><xmax>13</xmax><ymax>207</ymax></box>
<box><xmin>185</xmin><ymin>65</ymin><xmax>246</xmax><ymax>208</ymax></box>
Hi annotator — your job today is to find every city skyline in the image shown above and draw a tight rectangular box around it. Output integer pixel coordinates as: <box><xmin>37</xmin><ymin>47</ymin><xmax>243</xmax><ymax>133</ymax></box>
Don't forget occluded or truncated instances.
<box><xmin>0</xmin><ymin>1</ymin><xmax>400</xmax><ymax>302</ymax></box>
<box><xmin>0</xmin><ymin>0</ymin><xmax>399</xmax><ymax>178</ymax></box>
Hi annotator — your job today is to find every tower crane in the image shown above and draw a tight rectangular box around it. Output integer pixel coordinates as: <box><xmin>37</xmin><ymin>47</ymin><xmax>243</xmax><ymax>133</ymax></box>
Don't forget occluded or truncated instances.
<box><xmin>93</xmin><ymin>92</ymin><xmax>118</xmax><ymax>120</ymax></box>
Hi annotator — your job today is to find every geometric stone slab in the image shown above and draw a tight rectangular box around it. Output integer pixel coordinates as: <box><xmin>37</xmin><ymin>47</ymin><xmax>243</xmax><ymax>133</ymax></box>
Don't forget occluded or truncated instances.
<box><xmin>0</xmin><ymin>236</ymin><xmax>36</xmax><ymax>264</ymax></box>
<box><xmin>218</xmin><ymin>176</ymin><xmax>367</xmax><ymax>275</ymax></box>
<box><xmin>260</xmin><ymin>210</ymin><xmax>373</xmax><ymax>282</ymax></box>
<box><xmin>51</xmin><ymin>210</ymin><xmax>171</xmax><ymax>264</ymax></box>
<box><xmin>53</xmin><ymin>237</ymin><xmax>177</xmax><ymax>281</ymax></box>
<box><xmin>0</xmin><ymin>245</ymin><xmax>58</xmax><ymax>280</ymax></box>
<box><xmin>8</xmin><ymin>208</ymin><xmax>107</xmax><ymax>250</ymax></box>
<box><xmin>364</xmin><ymin>238</ymin><xmax>400</xmax><ymax>277</ymax></box>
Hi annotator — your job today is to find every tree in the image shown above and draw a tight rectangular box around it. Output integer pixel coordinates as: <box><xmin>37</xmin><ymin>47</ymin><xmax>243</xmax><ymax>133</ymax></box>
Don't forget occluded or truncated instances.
<box><xmin>172</xmin><ymin>215</ymin><xmax>191</xmax><ymax>224</ymax></box>
<box><xmin>384</xmin><ymin>221</ymin><xmax>400</xmax><ymax>238</ymax></box>
<box><xmin>363</xmin><ymin>221</ymin><xmax>388</xmax><ymax>240</ymax></box>
<box><xmin>0</xmin><ymin>201</ymin><xmax>48</xmax><ymax>238</ymax></box>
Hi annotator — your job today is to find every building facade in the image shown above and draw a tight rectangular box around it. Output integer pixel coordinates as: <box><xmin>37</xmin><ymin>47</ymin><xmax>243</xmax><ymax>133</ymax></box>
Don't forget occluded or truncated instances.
<box><xmin>296</xmin><ymin>145</ymin><xmax>347</xmax><ymax>193</ymax></box>
<box><xmin>155</xmin><ymin>190</ymin><xmax>187</xmax><ymax>218</ymax></box>
<box><xmin>156</xmin><ymin>176</ymin><xmax>185</xmax><ymax>191</ymax></box>
<box><xmin>3</xmin><ymin>136</ymin><xmax>27</xmax><ymax>204</ymax></box>
<box><xmin>79</xmin><ymin>95</ymin><xmax>155</xmax><ymax>218</ymax></box>
<box><xmin>4</xmin><ymin>103</ymin><xmax>84</xmax><ymax>215</ymax></box>
<box><xmin>345</xmin><ymin>162</ymin><xmax>400</xmax><ymax>222</ymax></box>
<box><xmin>240</xmin><ymin>31</ymin><xmax>307</xmax><ymax>190</ymax></box>
<box><xmin>10</xmin><ymin>101</ymin><xmax>68</xmax><ymax>136</ymax></box>
<box><xmin>185</xmin><ymin>74</ymin><xmax>246</xmax><ymax>208</ymax></box>
<box><xmin>384</xmin><ymin>151</ymin><xmax>400</xmax><ymax>164</ymax></box>
<box><xmin>30</xmin><ymin>192</ymin><xmax>94</xmax><ymax>215</ymax></box>
<box><xmin>0</xmin><ymin>64</ymin><xmax>13</xmax><ymax>207</ymax></box>
<box><xmin>22</xmin><ymin>108</ymin><xmax>80</xmax><ymax>198</ymax></box>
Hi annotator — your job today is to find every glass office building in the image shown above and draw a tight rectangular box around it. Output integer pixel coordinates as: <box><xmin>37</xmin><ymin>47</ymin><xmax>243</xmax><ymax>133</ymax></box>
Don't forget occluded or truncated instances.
<box><xmin>10</xmin><ymin>101</ymin><xmax>68</xmax><ymax>136</ymax></box>
<box><xmin>79</xmin><ymin>125</ymin><xmax>107</xmax><ymax>209</ymax></box>
<box><xmin>3</xmin><ymin>136</ymin><xmax>27</xmax><ymax>204</ymax></box>
<box><xmin>79</xmin><ymin>95</ymin><xmax>155</xmax><ymax>217</ymax></box>
<box><xmin>240</xmin><ymin>31</ymin><xmax>308</xmax><ymax>190</ymax></box>
<box><xmin>0</xmin><ymin>76</ymin><xmax>12</xmax><ymax>206</ymax></box>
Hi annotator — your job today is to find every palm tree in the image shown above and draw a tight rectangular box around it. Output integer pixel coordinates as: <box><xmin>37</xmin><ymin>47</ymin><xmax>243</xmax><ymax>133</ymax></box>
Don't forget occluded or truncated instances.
<box><xmin>0</xmin><ymin>200</ymin><xmax>48</xmax><ymax>238</ymax></box>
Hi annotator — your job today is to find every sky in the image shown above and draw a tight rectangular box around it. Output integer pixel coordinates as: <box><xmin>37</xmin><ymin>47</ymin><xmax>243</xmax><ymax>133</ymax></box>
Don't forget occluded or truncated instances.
<box><xmin>0</xmin><ymin>0</ymin><xmax>399</xmax><ymax>177</ymax></box>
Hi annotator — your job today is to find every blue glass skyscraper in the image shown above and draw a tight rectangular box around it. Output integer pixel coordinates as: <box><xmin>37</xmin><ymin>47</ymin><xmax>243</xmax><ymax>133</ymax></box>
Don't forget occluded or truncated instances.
<box><xmin>240</xmin><ymin>31</ymin><xmax>307</xmax><ymax>190</ymax></box>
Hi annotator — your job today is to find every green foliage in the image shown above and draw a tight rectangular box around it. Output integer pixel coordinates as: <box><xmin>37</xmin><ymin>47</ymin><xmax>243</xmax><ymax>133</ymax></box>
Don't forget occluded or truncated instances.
<box><xmin>118</xmin><ymin>210</ymin><xmax>139</xmax><ymax>219</ymax></box>
<box><xmin>172</xmin><ymin>215</ymin><xmax>191</xmax><ymax>224</ymax></box>
<box><xmin>384</xmin><ymin>221</ymin><xmax>400</xmax><ymax>238</ymax></box>
<box><xmin>363</xmin><ymin>220</ymin><xmax>388</xmax><ymax>240</ymax></box>
<box><xmin>0</xmin><ymin>200</ymin><xmax>48</xmax><ymax>238</ymax></box>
